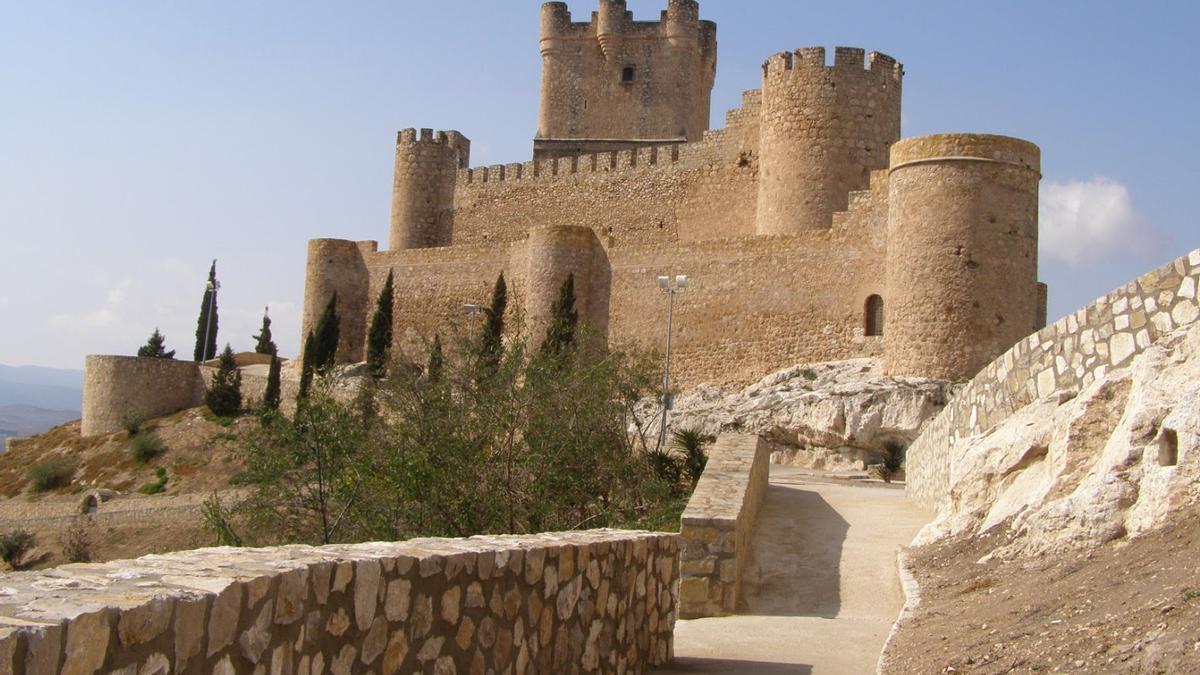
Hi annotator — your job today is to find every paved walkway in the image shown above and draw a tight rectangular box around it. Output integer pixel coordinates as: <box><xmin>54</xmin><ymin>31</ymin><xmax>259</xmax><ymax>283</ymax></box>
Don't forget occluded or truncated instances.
<box><xmin>656</xmin><ymin>467</ymin><xmax>929</xmax><ymax>674</ymax></box>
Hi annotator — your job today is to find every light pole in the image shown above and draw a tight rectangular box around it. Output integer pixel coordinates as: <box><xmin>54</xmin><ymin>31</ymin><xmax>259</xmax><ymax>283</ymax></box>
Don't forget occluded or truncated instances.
<box><xmin>202</xmin><ymin>271</ymin><xmax>220</xmax><ymax>362</ymax></box>
<box><xmin>656</xmin><ymin>274</ymin><xmax>687</xmax><ymax>451</ymax></box>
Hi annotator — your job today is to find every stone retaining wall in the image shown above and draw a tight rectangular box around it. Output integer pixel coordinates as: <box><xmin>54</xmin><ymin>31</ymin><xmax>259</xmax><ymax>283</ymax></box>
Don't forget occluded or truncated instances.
<box><xmin>907</xmin><ymin>248</ymin><xmax>1200</xmax><ymax>512</ymax></box>
<box><xmin>0</xmin><ymin>530</ymin><xmax>678</xmax><ymax>674</ymax></box>
<box><xmin>677</xmin><ymin>434</ymin><xmax>769</xmax><ymax>619</ymax></box>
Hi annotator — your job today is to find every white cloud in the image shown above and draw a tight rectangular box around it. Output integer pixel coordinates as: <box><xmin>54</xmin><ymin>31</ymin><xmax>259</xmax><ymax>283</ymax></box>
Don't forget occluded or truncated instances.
<box><xmin>1039</xmin><ymin>178</ymin><xmax>1161</xmax><ymax>267</ymax></box>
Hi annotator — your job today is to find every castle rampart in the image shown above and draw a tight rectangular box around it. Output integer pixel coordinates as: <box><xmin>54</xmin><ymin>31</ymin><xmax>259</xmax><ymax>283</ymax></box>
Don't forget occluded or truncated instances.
<box><xmin>884</xmin><ymin>134</ymin><xmax>1041</xmax><ymax>380</ymax></box>
<box><xmin>755</xmin><ymin>47</ymin><xmax>903</xmax><ymax>235</ymax></box>
<box><xmin>905</xmin><ymin>247</ymin><xmax>1200</xmax><ymax>512</ymax></box>
<box><xmin>81</xmin><ymin>356</ymin><xmax>205</xmax><ymax>436</ymax></box>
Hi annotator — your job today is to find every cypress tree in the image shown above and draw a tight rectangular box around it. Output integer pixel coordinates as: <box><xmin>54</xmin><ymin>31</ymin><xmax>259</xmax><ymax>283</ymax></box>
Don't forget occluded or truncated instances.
<box><xmin>366</xmin><ymin>270</ymin><xmax>395</xmax><ymax>378</ymax></box>
<box><xmin>206</xmin><ymin>344</ymin><xmax>242</xmax><ymax>417</ymax></box>
<box><xmin>299</xmin><ymin>331</ymin><xmax>316</xmax><ymax>400</ymax></box>
<box><xmin>541</xmin><ymin>273</ymin><xmax>579</xmax><ymax>356</ymax></box>
<box><xmin>137</xmin><ymin>328</ymin><xmax>176</xmax><ymax>359</ymax></box>
<box><xmin>313</xmin><ymin>293</ymin><xmax>340</xmax><ymax>371</ymax></box>
<box><xmin>479</xmin><ymin>273</ymin><xmax>507</xmax><ymax>369</ymax></box>
<box><xmin>193</xmin><ymin>260</ymin><xmax>219</xmax><ymax>362</ymax></box>
<box><xmin>426</xmin><ymin>335</ymin><xmax>444</xmax><ymax>383</ymax></box>
<box><xmin>253</xmin><ymin>307</ymin><xmax>276</xmax><ymax>356</ymax></box>
<box><xmin>261</xmin><ymin>354</ymin><xmax>282</xmax><ymax>413</ymax></box>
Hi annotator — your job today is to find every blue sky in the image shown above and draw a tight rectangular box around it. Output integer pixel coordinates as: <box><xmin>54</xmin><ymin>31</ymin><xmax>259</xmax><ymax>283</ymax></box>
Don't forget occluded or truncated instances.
<box><xmin>1</xmin><ymin>1</ymin><xmax>1196</xmax><ymax>369</ymax></box>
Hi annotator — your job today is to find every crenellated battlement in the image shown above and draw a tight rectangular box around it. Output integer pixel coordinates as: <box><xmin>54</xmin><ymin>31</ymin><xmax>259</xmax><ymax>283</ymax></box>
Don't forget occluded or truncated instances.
<box><xmin>762</xmin><ymin>46</ymin><xmax>903</xmax><ymax>83</ymax></box>
<box><xmin>458</xmin><ymin>144</ymin><xmax>683</xmax><ymax>186</ymax></box>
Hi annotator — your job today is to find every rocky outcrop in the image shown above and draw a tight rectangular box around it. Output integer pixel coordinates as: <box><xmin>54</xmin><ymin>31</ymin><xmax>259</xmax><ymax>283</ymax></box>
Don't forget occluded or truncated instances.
<box><xmin>915</xmin><ymin>322</ymin><xmax>1200</xmax><ymax>558</ymax></box>
<box><xmin>643</xmin><ymin>359</ymin><xmax>951</xmax><ymax>471</ymax></box>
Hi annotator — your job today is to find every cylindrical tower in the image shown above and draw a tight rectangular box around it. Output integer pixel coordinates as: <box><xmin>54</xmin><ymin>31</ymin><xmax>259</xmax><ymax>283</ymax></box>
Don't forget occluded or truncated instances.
<box><xmin>525</xmin><ymin>225</ymin><xmax>599</xmax><ymax>344</ymax></box>
<box><xmin>389</xmin><ymin>128</ymin><xmax>468</xmax><ymax>251</ymax></box>
<box><xmin>755</xmin><ymin>47</ymin><xmax>903</xmax><ymax>235</ymax></box>
<box><xmin>596</xmin><ymin>0</ymin><xmax>627</xmax><ymax>62</ymax></box>
<box><xmin>664</xmin><ymin>0</ymin><xmax>701</xmax><ymax>140</ymax></box>
<box><xmin>538</xmin><ymin>2</ymin><xmax>573</xmax><ymax>140</ymax></box>
<box><xmin>884</xmin><ymin>133</ymin><xmax>1041</xmax><ymax>380</ymax></box>
<box><xmin>301</xmin><ymin>239</ymin><xmax>375</xmax><ymax>365</ymax></box>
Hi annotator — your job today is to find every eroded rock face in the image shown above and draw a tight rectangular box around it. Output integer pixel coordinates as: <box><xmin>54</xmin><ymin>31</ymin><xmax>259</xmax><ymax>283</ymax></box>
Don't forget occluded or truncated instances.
<box><xmin>916</xmin><ymin>322</ymin><xmax>1200</xmax><ymax>558</ymax></box>
<box><xmin>640</xmin><ymin>359</ymin><xmax>951</xmax><ymax>470</ymax></box>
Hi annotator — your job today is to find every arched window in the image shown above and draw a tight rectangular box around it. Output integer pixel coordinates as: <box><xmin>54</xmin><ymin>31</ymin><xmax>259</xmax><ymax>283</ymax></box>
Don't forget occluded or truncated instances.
<box><xmin>865</xmin><ymin>295</ymin><xmax>884</xmax><ymax>337</ymax></box>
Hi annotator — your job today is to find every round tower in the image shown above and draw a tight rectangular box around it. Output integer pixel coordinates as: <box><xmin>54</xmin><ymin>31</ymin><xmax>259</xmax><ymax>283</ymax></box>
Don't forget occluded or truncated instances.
<box><xmin>526</xmin><ymin>225</ymin><xmax>599</xmax><ymax>344</ymax></box>
<box><xmin>538</xmin><ymin>2</ymin><xmax>573</xmax><ymax>141</ymax></box>
<box><xmin>302</xmin><ymin>239</ymin><xmax>374</xmax><ymax>364</ymax></box>
<box><xmin>596</xmin><ymin>0</ymin><xmax>627</xmax><ymax>62</ymax></box>
<box><xmin>755</xmin><ymin>47</ymin><xmax>903</xmax><ymax>235</ymax></box>
<box><xmin>883</xmin><ymin>133</ymin><xmax>1041</xmax><ymax>380</ymax></box>
<box><xmin>389</xmin><ymin>128</ymin><xmax>468</xmax><ymax>251</ymax></box>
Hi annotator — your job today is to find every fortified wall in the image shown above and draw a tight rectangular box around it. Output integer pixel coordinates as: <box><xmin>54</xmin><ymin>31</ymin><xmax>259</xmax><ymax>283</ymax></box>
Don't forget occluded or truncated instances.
<box><xmin>906</xmin><ymin>248</ymin><xmax>1200</xmax><ymax>511</ymax></box>
<box><xmin>302</xmin><ymin>2</ymin><xmax>1048</xmax><ymax>390</ymax></box>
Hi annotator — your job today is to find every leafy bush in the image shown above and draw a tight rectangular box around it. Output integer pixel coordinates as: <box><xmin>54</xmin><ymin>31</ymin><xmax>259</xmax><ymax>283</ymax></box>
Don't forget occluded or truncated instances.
<box><xmin>138</xmin><ymin>467</ymin><xmax>169</xmax><ymax>495</ymax></box>
<box><xmin>0</xmin><ymin>530</ymin><xmax>36</xmax><ymax>568</ymax></box>
<box><xmin>672</xmin><ymin>428</ymin><xmax>710</xmax><ymax>486</ymax></box>
<box><xmin>201</xmin><ymin>493</ymin><xmax>243</xmax><ymax>547</ymax></box>
<box><xmin>28</xmin><ymin>457</ymin><xmax>75</xmax><ymax>492</ymax></box>
<box><xmin>63</xmin><ymin>516</ymin><xmax>94</xmax><ymax>563</ymax></box>
<box><xmin>205</xmin><ymin>344</ymin><xmax>242</xmax><ymax>417</ymax></box>
<box><xmin>121</xmin><ymin>414</ymin><xmax>143</xmax><ymax>436</ymax></box>
<box><xmin>129</xmin><ymin>432</ymin><xmax>166</xmax><ymax>464</ymax></box>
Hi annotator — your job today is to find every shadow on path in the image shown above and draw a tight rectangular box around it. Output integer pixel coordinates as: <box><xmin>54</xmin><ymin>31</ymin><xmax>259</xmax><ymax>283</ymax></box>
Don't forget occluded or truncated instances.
<box><xmin>740</xmin><ymin>483</ymin><xmax>849</xmax><ymax>618</ymax></box>
<box><xmin>657</xmin><ymin>658</ymin><xmax>813</xmax><ymax>674</ymax></box>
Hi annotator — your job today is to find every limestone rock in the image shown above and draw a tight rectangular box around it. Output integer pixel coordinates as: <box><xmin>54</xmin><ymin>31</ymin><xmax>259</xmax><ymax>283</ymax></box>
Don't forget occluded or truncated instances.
<box><xmin>638</xmin><ymin>358</ymin><xmax>950</xmax><ymax>470</ymax></box>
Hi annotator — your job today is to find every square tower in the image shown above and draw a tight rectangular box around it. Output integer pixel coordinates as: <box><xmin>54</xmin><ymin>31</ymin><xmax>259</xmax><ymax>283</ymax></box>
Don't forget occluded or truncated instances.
<box><xmin>535</xmin><ymin>1</ymin><xmax>717</xmax><ymax>160</ymax></box>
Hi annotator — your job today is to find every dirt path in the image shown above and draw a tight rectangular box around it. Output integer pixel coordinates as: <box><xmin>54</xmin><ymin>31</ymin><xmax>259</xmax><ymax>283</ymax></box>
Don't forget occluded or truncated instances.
<box><xmin>657</xmin><ymin>467</ymin><xmax>929</xmax><ymax>674</ymax></box>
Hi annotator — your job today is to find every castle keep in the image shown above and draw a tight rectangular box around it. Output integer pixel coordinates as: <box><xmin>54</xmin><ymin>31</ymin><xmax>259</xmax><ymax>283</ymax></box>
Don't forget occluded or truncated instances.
<box><xmin>302</xmin><ymin>0</ymin><xmax>1046</xmax><ymax>388</ymax></box>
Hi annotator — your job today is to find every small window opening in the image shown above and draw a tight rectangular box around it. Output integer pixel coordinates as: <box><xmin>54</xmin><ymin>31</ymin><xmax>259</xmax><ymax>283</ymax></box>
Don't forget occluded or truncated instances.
<box><xmin>1156</xmin><ymin>428</ymin><xmax>1179</xmax><ymax>467</ymax></box>
<box><xmin>621</xmin><ymin>66</ymin><xmax>636</xmax><ymax>83</ymax></box>
<box><xmin>865</xmin><ymin>295</ymin><xmax>884</xmax><ymax>337</ymax></box>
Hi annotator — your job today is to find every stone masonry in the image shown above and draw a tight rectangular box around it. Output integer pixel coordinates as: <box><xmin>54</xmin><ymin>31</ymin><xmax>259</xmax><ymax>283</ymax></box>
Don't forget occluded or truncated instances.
<box><xmin>0</xmin><ymin>530</ymin><xmax>678</xmax><ymax>674</ymax></box>
<box><xmin>906</xmin><ymin>248</ymin><xmax>1200</xmax><ymax>512</ymax></box>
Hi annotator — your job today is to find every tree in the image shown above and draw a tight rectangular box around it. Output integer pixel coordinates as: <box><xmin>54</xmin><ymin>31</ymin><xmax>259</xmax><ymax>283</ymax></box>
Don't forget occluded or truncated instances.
<box><xmin>206</xmin><ymin>344</ymin><xmax>242</xmax><ymax>417</ymax></box>
<box><xmin>193</xmin><ymin>260</ymin><xmax>220</xmax><ymax>362</ymax></box>
<box><xmin>137</xmin><ymin>328</ymin><xmax>176</xmax><ymax>359</ymax></box>
<box><xmin>253</xmin><ymin>307</ymin><xmax>276</xmax><ymax>356</ymax></box>
<box><xmin>261</xmin><ymin>354</ymin><xmax>282</xmax><ymax>414</ymax></box>
<box><xmin>299</xmin><ymin>331</ymin><xmax>317</xmax><ymax>400</ymax></box>
<box><xmin>541</xmin><ymin>273</ymin><xmax>579</xmax><ymax>357</ymax></box>
<box><xmin>313</xmin><ymin>294</ymin><xmax>340</xmax><ymax>371</ymax></box>
<box><xmin>479</xmin><ymin>273</ymin><xmax>507</xmax><ymax>372</ymax></box>
<box><xmin>426</xmin><ymin>335</ymin><xmax>444</xmax><ymax>383</ymax></box>
<box><xmin>366</xmin><ymin>271</ymin><xmax>395</xmax><ymax>378</ymax></box>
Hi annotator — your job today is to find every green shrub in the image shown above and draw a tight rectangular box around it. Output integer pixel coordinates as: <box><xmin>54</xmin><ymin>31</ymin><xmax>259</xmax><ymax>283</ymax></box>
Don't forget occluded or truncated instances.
<box><xmin>881</xmin><ymin>441</ymin><xmax>906</xmax><ymax>483</ymax></box>
<box><xmin>130</xmin><ymin>432</ymin><xmax>166</xmax><ymax>464</ymax></box>
<box><xmin>28</xmin><ymin>457</ymin><xmax>75</xmax><ymax>492</ymax></box>
<box><xmin>672</xmin><ymin>428</ymin><xmax>711</xmax><ymax>486</ymax></box>
<box><xmin>120</xmin><ymin>414</ymin><xmax>143</xmax><ymax>436</ymax></box>
<box><xmin>0</xmin><ymin>530</ymin><xmax>36</xmax><ymax>568</ymax></box>
<box><xmin>801</xmin><ymin>368</ymin><xmax>818</xmax><ymax>381</ymax></box>
<box><xmin>137</xmin><ymin>467</ymin><xmax>169</xmax><ymax>495</ymax></box>
<box><xmin>63</xmin><ymin>516</ymin><xmax>94</xmax><ymax>563</ymax></box>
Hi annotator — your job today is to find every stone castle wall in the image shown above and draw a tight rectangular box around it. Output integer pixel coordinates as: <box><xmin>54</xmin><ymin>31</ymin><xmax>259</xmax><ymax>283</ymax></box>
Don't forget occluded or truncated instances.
<box><xmin>906</xmin><ymin>248</ymin><xmax>1200</xmax><ymax>512</ymax></box>
<box><xmin>81</xmin><ymin>356</ymin><xmax>205</xmax><ymax>436</ymax></box>
<box><xmin>0</xmin><ymin>530</ymin><xmax>678</xmax><ymax>675</ymax></box>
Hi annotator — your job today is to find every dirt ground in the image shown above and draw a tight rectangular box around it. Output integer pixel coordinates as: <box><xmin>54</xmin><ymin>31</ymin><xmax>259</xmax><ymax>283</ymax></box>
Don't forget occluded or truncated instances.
<box><xmin>0</xmin><ymin>408</ymin><xmax>251</xmax><ymax>569</ymax></box>
<box><xmin>883</xmin><ymin>505</ymin><xmax>1200</xmax><ymax>673</ymax></box>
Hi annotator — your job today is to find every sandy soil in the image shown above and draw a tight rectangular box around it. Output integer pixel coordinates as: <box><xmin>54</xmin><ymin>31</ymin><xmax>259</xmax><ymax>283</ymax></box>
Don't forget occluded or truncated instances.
<box><xmin>882</xmin><ymin>506</ymin><xmax>1200</xmax><ymax>673</ymax></box>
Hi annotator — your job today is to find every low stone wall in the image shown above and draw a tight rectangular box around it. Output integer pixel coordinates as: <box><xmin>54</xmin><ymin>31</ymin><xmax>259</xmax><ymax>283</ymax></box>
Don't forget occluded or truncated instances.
<box><xmin>0</xmin><ymin>530</ymin><xmax>678</xmax><ymax>674</ymax></box>
<box><xmin>907</xmin><ymin>248</ymin><xmax>1200</xmax><ymax>512</ymax></box>
<box><xmin>678</xmin><ymin>434</ymin><xmax>769</xmax><ymax>619</ymax></box>
<box><xmin>81</xmin><ymin>357</ymin><xmax>205</xmax><ymax>437</ymax></box>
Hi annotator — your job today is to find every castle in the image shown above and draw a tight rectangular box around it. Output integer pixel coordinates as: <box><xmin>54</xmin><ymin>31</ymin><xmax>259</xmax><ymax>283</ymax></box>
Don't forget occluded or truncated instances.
<box><xmin>300</xmin><ymin>0</ymin><xmax>1046</xmax><ymax>389</ymax></box>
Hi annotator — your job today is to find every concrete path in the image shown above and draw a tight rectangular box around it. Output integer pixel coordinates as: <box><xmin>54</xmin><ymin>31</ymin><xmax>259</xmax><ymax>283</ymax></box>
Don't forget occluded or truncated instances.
<box><xmin>656</xmin><ymin>467</ymin><xmax>929</xmax><ymax>674</ymax></box>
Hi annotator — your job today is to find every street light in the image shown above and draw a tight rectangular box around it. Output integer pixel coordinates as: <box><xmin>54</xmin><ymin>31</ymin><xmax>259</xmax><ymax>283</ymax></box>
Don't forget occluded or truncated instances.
<box><xmin>656</xmin><ymin>274</ymin><xmax>687</xmax><ymax>451</ymax></box>
<box><xmin>202</xmin><ymin>264</ymin><xmax>220</xmax><ymax>362</ymax></box>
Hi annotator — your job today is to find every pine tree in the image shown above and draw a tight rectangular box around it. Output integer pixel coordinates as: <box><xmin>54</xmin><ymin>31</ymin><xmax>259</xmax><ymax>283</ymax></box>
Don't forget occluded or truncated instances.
<box><xmin>313</xmin><ymin>294</ymin><xmax>340</xmax><ymax>371</ymax></box>
<box><xmin>366</xmin><ymin>271</ymin><xmax>395</xmax><ymax>378</ymax></box>
<box><xmin>261</xmin><ymin>354</ymin><xmax>282</xmax><ymax>413</ymax></box>
<box><xmin>193</xmin><ymin>260</ymin><xmax>220</xmax><ymax>362</ymax></box>
<box><xmin>541</xmin><ymin>273</ymin><xmax>579</xmax><ymax>356</ymax></box>
<box><xmin>479</xmin><ymin>273</ymin><xmax>507</xmax><ymax>370</ymax></box>
<box><xmin>253</xmin><ymin>307</ymin><xmax>276</xmax><ymax>356</ymax></box>
<box><xmin>137</xmin><ymin>328</ymin><xmax>176</xmax><ymax>359</ymax></box>
<box><xmin>426</xmin><ymin>335</ymin><xmax>444</xmax><ymax>383</ymax></box>
<box><xmin>206</xmin><ymin>344</ymin><xmax>242</xmax><ymax>417</ymax></box>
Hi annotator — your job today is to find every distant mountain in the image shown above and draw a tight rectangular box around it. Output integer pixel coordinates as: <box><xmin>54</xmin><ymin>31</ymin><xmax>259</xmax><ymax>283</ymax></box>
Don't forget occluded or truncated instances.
<box><xmin>0</xmin><ymin>404</ymin><xmax>78</xmax><ymax>438</ymax></box>
<box><xmin>0</xmin><ymin>363</ymin><xmax>84</xmax><ymax>412</ymax></box>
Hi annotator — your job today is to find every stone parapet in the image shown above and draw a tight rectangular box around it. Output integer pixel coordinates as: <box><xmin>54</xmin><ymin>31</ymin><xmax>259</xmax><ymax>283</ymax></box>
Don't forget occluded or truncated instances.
<box><xmin>907</xmin><ymin>248</ymin><xmax>1200</xmax><ymax>511</ymax></box>
<box><xmin>678</xmin><ymin>434</ymin><xmax>769</xmax><ymax>618</ymax></box>
<box><xmin>0</xmin><ymin>529</ymin><xmax>678</xmax><ymax>674</ymax></box>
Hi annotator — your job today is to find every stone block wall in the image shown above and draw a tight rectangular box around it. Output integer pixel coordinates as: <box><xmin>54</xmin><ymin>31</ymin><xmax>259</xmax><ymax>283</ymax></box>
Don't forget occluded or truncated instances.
<box><xmin>678</xmin><ymin>434</ymin><xmax>769</xmax><ymax>618</ymax></box>
<box><xmin>81</xmin><ymin>357</ymin><xmax>205</xmax><ymax>437</ymax></box>
<box><xmin>907</xmin><ymin>248</ymin><xmax>1200</xmax><ymax>512</ymax></box>
<box><xmin>0</xmin><ymin>530</ymin><xmax>678</xmax><ymax>674</ymax></box>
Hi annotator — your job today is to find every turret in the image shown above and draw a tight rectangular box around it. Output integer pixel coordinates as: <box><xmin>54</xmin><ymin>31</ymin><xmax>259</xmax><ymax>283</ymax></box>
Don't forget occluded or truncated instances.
<box><xmin>525</xmin><ymin>225</ymin><xmax>601</xmax><ymax>344</ymax></box>
<box><xmin>755</xmin><ymin>47</ymin><xmax>903</xmax><ymax>235</ymax></box>
<box><xmin>596</xmin><ymin>0</ymin><xmax>628</xmax><ymax>62</ymax></box>
<box><xmin>883</xmin><ymin>133</ymin><xmax>1041</xmax><ymax>380</ymax></box>
<box><xmin>389</xmin><ymin>128</ymin><xmax>470</xmax><ymax>251</ymax></box>
<box><xmin>664</xmin><ymin>0</ymin><xmax>700</xmax><ymax>52</ymax></box>
<box><xmin>302</xmin><ymin>239</ymin><xmax>375</xmax><ymax>364</ymax></box>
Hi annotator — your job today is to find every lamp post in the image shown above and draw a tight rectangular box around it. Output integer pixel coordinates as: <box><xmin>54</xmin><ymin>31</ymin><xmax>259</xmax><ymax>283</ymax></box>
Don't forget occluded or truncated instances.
<box><xmin>202</xmin><ymin>274</ymin><xmax>221</xmax><ymax>362</ymax></box>
<box><xmin>656</xmin><ymin>274</ymin><xmax>687</xmax><ymax>451</ymax></box>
